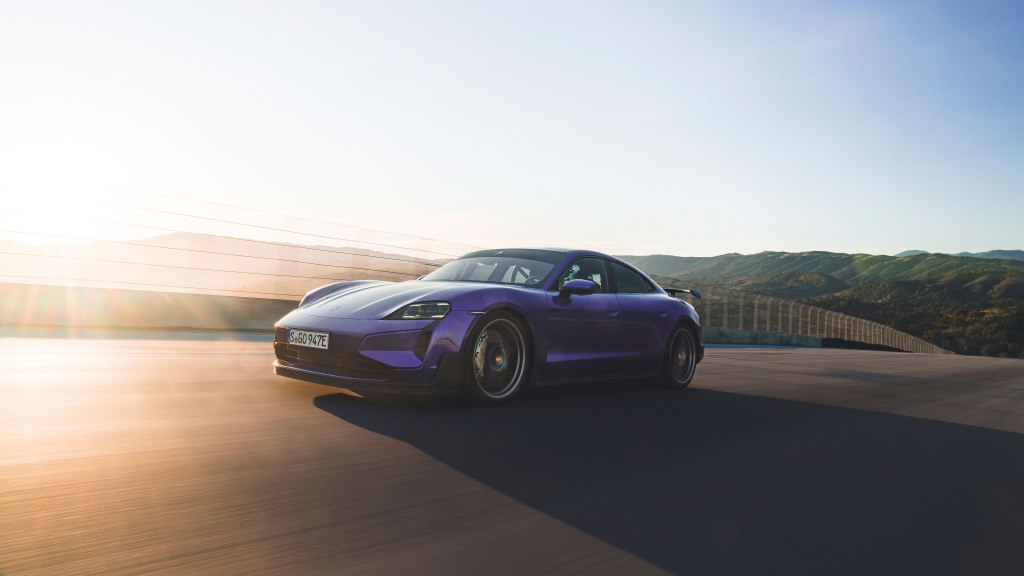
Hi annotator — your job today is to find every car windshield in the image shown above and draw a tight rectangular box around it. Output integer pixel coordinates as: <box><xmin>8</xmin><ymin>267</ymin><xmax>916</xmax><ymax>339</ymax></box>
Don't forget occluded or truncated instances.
<box><xmin>422</xmin><ymin>249</ymin><xmax>564</xmax><ymax>288</ymax></box>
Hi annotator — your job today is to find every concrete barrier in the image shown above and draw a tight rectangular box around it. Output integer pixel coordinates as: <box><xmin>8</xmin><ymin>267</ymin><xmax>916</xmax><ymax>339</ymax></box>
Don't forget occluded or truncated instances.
<box><xmin>703</xmin><ymin>327</ymin><xmax>823</xmax><ymax>348</ymax></box>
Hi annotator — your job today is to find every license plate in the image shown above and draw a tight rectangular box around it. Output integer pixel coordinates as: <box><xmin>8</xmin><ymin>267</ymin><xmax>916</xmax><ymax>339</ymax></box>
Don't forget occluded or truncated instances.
<box><xmin>288</xmin><ymin>329</ymin><xmax>330</xmax><ymax>349</ymax></box>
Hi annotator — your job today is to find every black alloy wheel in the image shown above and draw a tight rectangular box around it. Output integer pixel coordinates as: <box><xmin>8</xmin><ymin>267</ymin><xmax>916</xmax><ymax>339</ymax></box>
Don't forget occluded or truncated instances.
<box><xmin>464</xmin><ymin>311</ymin><xmax>530</xmax><ymax>405</ymax></box>
<box><xmin>662</xmin><ymin>325</ymin><xmax>697</xmax><ymax>388</ymax></box>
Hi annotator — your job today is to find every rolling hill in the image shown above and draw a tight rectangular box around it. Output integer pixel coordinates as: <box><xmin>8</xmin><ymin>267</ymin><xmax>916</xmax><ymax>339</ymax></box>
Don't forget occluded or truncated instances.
<box><xmin>896</xmin><ymin>249</ymin><xmax>1024</xmax><ymax>261</ymax></box>
<box><xmin>621</xmin><ymin>251</ymin><xmax>1023</xmax><ymax>358</ymax></box>
<box><xmin>807</xmin><ymin>279</ymin><xmax>1024</xmax><ymax>358</ymax></box>
<box><xmin>621</xmin><ymin>251</ymin><xmax>1024</xmax><ymax>285</ymax></box>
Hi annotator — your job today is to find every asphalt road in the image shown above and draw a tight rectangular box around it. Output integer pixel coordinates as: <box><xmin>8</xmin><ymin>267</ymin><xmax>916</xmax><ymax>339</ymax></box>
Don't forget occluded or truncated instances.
<box><xmin>3</xmin><ymin>339</ymin><xmax>1024</xmax><ymax>575</ymax></box>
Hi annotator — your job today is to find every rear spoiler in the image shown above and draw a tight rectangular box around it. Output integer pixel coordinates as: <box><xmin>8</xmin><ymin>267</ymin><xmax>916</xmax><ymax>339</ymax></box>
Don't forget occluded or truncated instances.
<box><xmin>665</xmin><ymin>288</ymin><xmax>702</xmax><ymax>299</ymax></box>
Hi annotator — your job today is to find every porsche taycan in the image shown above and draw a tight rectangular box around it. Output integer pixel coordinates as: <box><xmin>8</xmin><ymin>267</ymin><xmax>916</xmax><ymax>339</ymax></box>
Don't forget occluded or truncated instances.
<box><xmin>273</xmin><ymin>248</ymin><xmax>703</xmax><ymax>404</ymax></box>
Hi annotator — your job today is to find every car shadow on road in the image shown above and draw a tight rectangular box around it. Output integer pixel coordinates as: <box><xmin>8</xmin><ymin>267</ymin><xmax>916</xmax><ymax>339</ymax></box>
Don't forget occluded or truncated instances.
<box><xmin>314</xmin><ymin>384</ymin><xmax>1024</xmax><ymax>576</ymax></box>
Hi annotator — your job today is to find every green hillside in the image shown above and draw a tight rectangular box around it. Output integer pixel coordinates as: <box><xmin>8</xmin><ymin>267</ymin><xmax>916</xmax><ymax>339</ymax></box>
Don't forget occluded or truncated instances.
<box><xmin>896</xmin><ymin>250</ymin><xmax>1024</xmax><ymax>261</ymax></box>
<box><xmin>698</xmin><ymin>271</ymin><xmax>850</xmax><ymax>298</ymax></box>
<box><xmin>807</xmin><ymin>279</ymin><xmax>1024</xmax><ymax>358</ymax></box>
<box><xmin>622</xmin><ymin>251</ymin><xmax>1024</xmax><ymax>358</ymax></box>
<box><xmin>622</xmin><ymin>251</ymin><xmax>1024</xmax><ymax>285</ymax></box>
<box><xmin>961</xmin><ymin>250</ymin><xmax>1024</xmax><ymax>261</ymax></box>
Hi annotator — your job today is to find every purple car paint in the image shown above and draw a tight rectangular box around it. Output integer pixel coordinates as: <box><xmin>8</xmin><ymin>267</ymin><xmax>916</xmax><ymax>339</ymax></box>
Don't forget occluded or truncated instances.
<box><xmin>273</xmin><ymin>248</ymin><xmax>703</xmax><ymax>404</ymax></box>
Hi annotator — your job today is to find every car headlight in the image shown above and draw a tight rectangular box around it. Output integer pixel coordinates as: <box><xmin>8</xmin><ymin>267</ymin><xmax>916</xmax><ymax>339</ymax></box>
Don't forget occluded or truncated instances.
<box><xmin>387</xmin><ymin>301</ymin><xmax>451</xmax><ymax>320</ymax></box>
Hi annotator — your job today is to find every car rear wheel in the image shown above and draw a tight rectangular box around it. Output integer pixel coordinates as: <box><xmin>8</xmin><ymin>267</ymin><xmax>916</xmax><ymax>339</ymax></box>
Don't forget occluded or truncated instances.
<box><xmin>464</xmin><ymin>312</ymin><xmax>530</xmax><ymax>405</ymax></box>
<box><xmin>662</xmin><ymin>325</ymin><xmax>697</xmax><ymax>388</ymax></box>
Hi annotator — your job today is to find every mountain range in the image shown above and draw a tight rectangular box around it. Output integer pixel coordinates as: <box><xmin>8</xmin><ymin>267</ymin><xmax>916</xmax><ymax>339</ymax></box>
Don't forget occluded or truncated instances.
<box><xmin>895</xmin><ymin>249</ymin><xmax>1024</xmax><ymax>261</ymax></box>
<box><xmin>622</xmin><ymin>251</ymin><xmax>1024</xmax><ymax>286</ymax></box>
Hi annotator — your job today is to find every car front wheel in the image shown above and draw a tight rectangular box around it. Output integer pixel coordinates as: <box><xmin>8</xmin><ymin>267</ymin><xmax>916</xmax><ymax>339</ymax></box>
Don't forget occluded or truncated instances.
<box><xmin>464</xmin><ymin>312</ymin><xmax>530</xmax><ymax>405</ymax></box>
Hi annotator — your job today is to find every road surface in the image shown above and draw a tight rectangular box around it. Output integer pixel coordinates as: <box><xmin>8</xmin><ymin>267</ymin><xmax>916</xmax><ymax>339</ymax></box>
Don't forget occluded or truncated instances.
<box><xmin>2</xmin><ymin>339</ymin><xmax>1024</xmax><ymax>575</ymax></box>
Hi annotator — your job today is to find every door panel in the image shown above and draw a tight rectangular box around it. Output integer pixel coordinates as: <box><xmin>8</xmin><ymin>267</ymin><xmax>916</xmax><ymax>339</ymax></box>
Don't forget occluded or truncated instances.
<box><xmin>544</xmin><ymin>292</ymin><xmax>624</xmax><ymax>381</ymax></box>
<box><xmin>615</xmin><ymin>293</ymin><xmax>666</xmax><ymax>372</ymax></box>
<box><xmin>609</xmin><ymin>260</ymin><xmax>664</xmax><ymax>373</ymax></box>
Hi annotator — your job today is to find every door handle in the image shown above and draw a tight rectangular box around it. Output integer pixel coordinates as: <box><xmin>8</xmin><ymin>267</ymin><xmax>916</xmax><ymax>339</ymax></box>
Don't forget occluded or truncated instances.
<box><xmin>607</xmin><ymin>308</ymin><xmax>620</xmax><ymax>317</ymax></box>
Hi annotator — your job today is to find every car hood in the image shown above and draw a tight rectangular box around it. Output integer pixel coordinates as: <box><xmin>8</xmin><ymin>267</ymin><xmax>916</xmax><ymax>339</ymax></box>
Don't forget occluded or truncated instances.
<box><xmin>298</xmin><ymin>280</ymin><xmax>491</xmax><ymax>319</ymax></box>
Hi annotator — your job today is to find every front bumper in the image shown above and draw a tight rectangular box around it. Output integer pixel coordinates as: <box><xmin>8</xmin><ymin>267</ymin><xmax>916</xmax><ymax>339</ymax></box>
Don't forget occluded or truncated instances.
<box><xmin>273</xmin><ymin>355</ymin><xmax>465</xmax><ymax>397</ymax></box>
<box><xmin>272</xmin><ymin>310</ymin><xmax>475</xmax><ymax>396</ymax></box>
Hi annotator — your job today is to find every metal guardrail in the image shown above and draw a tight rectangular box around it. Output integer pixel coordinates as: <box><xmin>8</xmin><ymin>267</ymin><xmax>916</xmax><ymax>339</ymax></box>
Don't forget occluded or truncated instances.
<box><xmin>650</xmin><ymin>275</ymin><xmax>951</xmax><ymax>354</ymax></box>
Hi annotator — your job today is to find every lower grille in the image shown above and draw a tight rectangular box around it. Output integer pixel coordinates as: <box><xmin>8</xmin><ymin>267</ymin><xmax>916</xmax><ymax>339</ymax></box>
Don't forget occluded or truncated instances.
<box><xmin>274</xmin><ymin>342</ymin><xmax>394</xmax><ymax>381</ymax></box>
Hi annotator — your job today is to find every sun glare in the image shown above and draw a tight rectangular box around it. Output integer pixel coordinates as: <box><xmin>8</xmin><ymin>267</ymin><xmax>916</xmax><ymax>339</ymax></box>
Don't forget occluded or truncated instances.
<box><xmin>0</xmin><ymin>189</ymin><xmax>158</xmax><ymax>246</ymax></box>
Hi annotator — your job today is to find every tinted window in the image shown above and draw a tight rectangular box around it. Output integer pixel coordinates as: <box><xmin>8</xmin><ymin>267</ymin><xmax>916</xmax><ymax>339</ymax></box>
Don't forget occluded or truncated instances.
<box><xmin>611</xmin><ymin>261</ymin><xmax>654</xmax><ymax>294</ymax></box>
<box><xmin>556</xmin><ymin>257</ymin><xmax>608</xmax><ymax>293</ymax></box>
<box><xmin>422</xmin><ymin>255</ymin><xmax>556</xmax><ymax>287</ymax></box>
<box><xmin>467</xmin><ymin>261</ymin><xmax>498</xmax><ymax>281</ymax></box>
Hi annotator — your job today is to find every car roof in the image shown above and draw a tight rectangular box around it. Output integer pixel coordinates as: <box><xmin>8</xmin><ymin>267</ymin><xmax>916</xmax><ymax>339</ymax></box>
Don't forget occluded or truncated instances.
<box><xmin>459</xmin><ymin>247</ymin><xmax>642</xmax><ymax>270</ymax></box>
<box><xmin>461</xmin><ymin>247</ymin><xmax>629</xmax><ymax>262</ymax></box>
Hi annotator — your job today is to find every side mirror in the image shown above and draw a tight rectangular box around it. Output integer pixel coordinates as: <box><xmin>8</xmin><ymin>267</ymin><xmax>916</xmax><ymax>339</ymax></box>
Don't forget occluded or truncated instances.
<box><xmin>558</xmin><ymin>278</ymin><xmax>598</xmax><ymax>298</ymax></box>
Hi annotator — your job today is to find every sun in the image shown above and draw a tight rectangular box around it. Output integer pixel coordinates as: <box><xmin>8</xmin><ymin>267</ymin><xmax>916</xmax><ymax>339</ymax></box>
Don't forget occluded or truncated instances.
<box><xmin>0</xmin><ymin>187</ymin><xmax>153</xmax><ymax>246</ymax></box>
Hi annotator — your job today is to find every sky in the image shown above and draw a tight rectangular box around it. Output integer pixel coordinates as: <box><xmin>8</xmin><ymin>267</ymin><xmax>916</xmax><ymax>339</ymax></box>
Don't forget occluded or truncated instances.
<box><xmin>1</xmin><ymin>0</ymin><xmax>1022</xmax><ymax>257</ymax></box>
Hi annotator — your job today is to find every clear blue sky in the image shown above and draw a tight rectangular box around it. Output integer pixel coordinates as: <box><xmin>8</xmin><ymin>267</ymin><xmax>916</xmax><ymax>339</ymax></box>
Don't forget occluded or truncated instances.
<box><xmin>2</xmin><ymin>1</ymin><xmax>1021</xmax><ymax>256</ymax></box>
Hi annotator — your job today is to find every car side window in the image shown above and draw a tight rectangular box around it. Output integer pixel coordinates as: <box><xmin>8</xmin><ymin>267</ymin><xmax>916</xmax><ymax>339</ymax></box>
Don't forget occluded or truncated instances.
<box><xmin>610</xmin><ymin>261</ymin><xmax>655</xmax><ymax>294</ymax></box>
<box><xmin>556</xmin><ymin>257</ymin><xmax>608</xmax><ymax>293</ymax></box>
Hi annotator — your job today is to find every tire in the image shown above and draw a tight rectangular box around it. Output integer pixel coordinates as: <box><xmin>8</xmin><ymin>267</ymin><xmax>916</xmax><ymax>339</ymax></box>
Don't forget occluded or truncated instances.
<box><xmin>662</xmin><ymin>324</ymin><xmax>697</xmax><ymax>388</ymax></box>
<box><xmin>463</xmin><ymin>311</ymin><xmax>531</xmax><ymax>405</ymax></box>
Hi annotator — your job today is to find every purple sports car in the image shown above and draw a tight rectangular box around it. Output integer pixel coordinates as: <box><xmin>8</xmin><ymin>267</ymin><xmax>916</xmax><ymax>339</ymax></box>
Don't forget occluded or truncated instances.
<box><xmin>273</xmin><ymin>248</ymin><xmax>703</xmax><ymax>404</ymax></box>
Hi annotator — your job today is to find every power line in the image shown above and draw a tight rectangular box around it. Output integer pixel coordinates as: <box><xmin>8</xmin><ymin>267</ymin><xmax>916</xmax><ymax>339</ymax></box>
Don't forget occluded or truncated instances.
<box><xmin>0</xmin><ymin>227</ymin><xmax>438</xmax><ymax>274</ymax></box>
<box><xmin>0</xmin><ymin>208</ymin><xmax>445</xmax><ymax>269</ymax></box>
<box><xmin>0</xmin><ymin>186</ymin><xmax>467</xmax><ymax>258</ymax></box>
<box><xmin>0</xmin><ymin>249</ymin><xmax>421</xmax><ymax>279</ymax></box>
<box><xmin>0</xmin><ymin>274</ymin><xmax>305</xmax><ymax>299</ymax></box>
<box><xmin>132</xmin><ymin>189</ymin><xmax>483</xmax><ymax>252</ymax></box>
<box><xmin>94</xmin><ymin>199</ymin><xmax>463</xmax><ymax>258</ymax></box>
